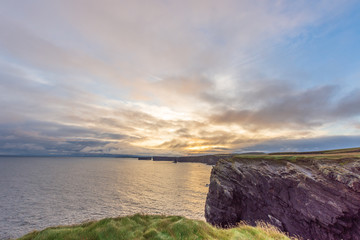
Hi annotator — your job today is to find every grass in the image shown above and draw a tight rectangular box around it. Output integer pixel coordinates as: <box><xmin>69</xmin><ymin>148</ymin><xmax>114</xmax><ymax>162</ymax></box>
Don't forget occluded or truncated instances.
<box><xmin>18</xmin><ymin>214</ymin><xmax>296</xmax><ymax>240</ymax></box>
<box><xmin>269</xmin><ymin>147</ymin><xmax>360</xmax><ymax>155</ymax></box>
<box><xmin>226</xmin><ymin>147</ymin><xmax>360</xmax><ymax>165</ymax></box>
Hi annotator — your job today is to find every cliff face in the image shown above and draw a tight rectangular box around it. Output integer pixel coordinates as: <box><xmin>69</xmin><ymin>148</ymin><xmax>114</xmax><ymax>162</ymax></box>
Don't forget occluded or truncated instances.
<box><xmin>153</xmin><ymin>155</ymin><xmax>234</xmax><ymax>165</ymax></box>
<box><xmin>205</xmin><ymin>156</ymin><xmax>360</xmax><ymax>240</ymax></box>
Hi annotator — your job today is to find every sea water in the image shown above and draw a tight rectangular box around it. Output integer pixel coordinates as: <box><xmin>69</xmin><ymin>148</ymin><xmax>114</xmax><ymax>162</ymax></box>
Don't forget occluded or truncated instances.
<box><xmin>0</xmin><ymin>157</ymin><xmax>212</xmax><ymax>239</ymax></box>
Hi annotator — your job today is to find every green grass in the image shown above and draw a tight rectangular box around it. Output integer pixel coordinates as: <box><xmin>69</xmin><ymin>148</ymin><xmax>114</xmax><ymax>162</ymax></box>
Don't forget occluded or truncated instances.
<box><xmin>226</xmin><ymin>146</ymin><xmax>360</xmax><ymax>165</ymax></box>
<box><xmin>269</xmin><ymin>147</ymin><xmax>360</xmax><ymax>155</ymax></box>
<box><xmin>228</xmin><ymin>155</ymin><xmax>309</xmax><ymax>164</ymax></box>
<box><xmin>18</xmin><ymin>214</ymin><xmax>296</xmax><ymax>240</ymax></box>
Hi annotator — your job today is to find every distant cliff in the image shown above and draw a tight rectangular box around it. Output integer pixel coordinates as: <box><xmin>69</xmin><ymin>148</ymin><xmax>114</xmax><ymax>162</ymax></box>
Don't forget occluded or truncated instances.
<box><xmin>205</xmin><ymin>154</ymin><xmax>360</xmax><ymax>240</ymax></box>
<box><xmin>153</xmin><ymin>154</ymin><xmax>234</xmax><ymax>165</ymax></box>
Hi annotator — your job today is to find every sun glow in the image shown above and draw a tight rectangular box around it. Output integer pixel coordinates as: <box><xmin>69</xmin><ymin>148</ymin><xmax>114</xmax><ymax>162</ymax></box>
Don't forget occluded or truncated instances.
<box><xmin>185</xmin><ymin>145</ymin><xmax>226</xmax><ymax>151</ymax></box>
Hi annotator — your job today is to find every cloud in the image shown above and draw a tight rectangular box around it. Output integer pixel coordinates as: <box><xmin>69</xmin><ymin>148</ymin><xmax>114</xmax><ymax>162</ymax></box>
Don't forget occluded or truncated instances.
<box><xmin>1</xmin><ymin>0</ymin><xmax>349</xmax><ymax>83</ymax></box>
<box><xmin>208</xmin><ymin>83</ymin><xmax>360</xmax><ymax>130</ymax></box>
<box><xmin>334</xmin><ymin>89</ymin><xmax>360</xmax><ymax>117</ymax></box>
<box><xmin>0</xmin><ymin>1</ymin><xmax>359</xmax><ymax>155</ymax></box>
<box><xmin>0</xmin><ymin>120</ymin><xmax>137</xmax><ymax>155</ymax></box>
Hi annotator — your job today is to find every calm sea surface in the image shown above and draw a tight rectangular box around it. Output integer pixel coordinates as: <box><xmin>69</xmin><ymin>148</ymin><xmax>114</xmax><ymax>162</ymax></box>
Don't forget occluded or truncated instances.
<box><xmin>0</xmin><ymin>157</ymin><xmax>212</xmax><ymax>239</ymax></box>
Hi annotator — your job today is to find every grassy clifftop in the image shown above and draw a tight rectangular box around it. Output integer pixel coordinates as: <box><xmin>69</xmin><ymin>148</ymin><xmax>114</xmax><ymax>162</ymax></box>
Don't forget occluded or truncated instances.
<box><xmin>269</xmin><ymin>146</ymin><xmax>360</xmax><ymax>155</ymax></box>
<box><xmin>226</xmin><ymin>147</ymin><xmax>360</xmax><ymax>166</ymax></box>
<box><xmin>18</xmin><ymin>214</ymin><xmax>295</xmax><ymax>240</ymax></box>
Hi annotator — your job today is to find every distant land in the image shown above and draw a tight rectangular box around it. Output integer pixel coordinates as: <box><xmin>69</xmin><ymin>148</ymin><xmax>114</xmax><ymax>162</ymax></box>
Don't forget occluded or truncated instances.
<box><xmin>2</xmin><ymin>147</ymin><xmax>360</xmax><ymax>165</ymax></box>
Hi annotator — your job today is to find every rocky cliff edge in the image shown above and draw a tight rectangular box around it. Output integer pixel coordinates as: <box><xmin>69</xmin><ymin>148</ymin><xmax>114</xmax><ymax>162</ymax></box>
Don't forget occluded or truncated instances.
<box><xmin>205</xmin><ymin>153</ymin><xmax>360</xmax><ymax>240</ymax></box>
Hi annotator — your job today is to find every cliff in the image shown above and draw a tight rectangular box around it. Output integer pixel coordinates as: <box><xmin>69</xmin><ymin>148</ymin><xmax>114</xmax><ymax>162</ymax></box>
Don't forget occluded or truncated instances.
<box><xmin>205</xmin><ymin>152</ymin><xmax>360</xmax><ymax>240</ymax></box>
<box><xmin>153</xmin><ymin>154</ymin><xmax>234</xmax><ymax>165</ymax></box>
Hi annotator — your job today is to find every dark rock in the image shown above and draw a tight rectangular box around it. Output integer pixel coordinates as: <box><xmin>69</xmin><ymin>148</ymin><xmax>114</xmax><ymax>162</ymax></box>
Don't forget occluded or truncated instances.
<box><xmin>205</xmin><ymin>157</ymin><xmax>360</xmax><ymax>240</ymax></box>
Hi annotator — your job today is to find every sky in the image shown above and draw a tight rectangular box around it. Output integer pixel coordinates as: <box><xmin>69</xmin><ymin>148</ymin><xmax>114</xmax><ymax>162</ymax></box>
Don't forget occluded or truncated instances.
<box><xmin>1</xmin><ymin>0</ymin><xmax>360</xmax><ymax>156</ymax></box>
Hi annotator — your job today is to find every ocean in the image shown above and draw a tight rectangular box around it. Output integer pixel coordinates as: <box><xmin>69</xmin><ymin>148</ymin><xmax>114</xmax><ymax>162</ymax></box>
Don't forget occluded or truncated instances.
<box><xmin>0</xmin><ymin>157</ymin><xmax>212</xmax><ymax>239</ymax></box>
